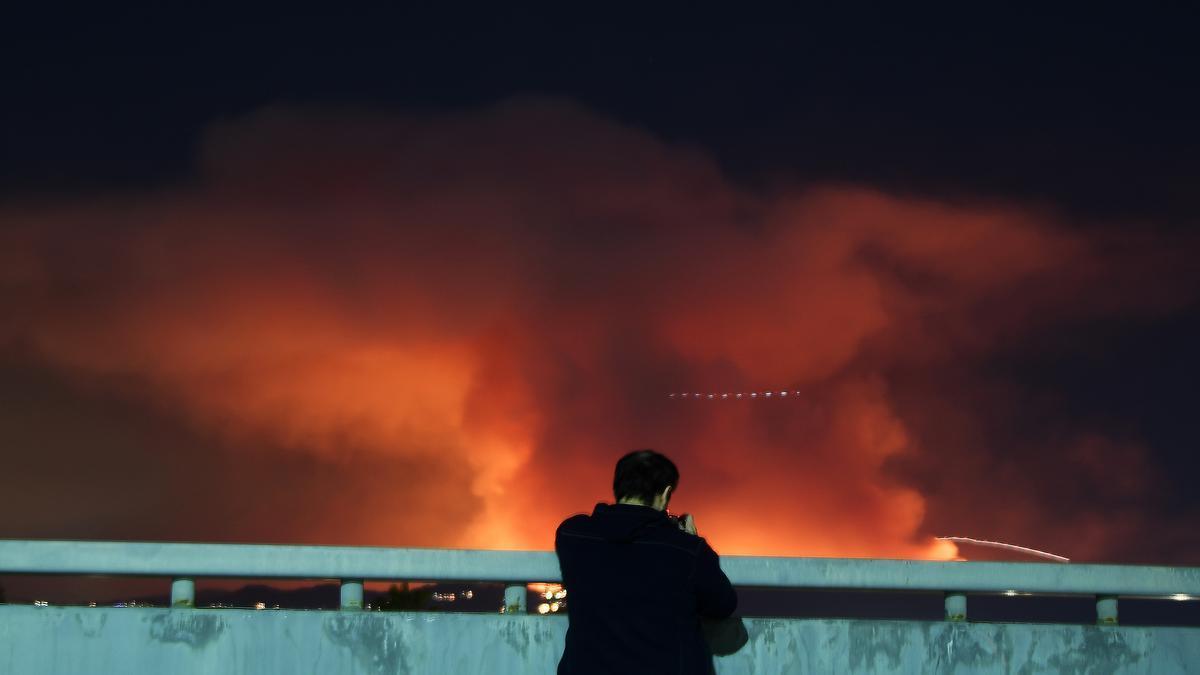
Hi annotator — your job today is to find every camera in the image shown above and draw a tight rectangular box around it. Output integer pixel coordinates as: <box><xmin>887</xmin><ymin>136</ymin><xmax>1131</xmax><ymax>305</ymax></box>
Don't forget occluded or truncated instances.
<box><xmin>667</xmin><ymin>512</ymin><xmax>692</xmax><ymax>531</ymax></box>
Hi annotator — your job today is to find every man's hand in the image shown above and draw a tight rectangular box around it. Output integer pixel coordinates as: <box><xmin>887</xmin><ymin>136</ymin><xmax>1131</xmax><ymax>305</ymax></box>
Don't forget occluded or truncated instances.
<box><xmin>681</xmin><ymin>514</ymin><xmax>697</xmax><ymax>535</ymax></box>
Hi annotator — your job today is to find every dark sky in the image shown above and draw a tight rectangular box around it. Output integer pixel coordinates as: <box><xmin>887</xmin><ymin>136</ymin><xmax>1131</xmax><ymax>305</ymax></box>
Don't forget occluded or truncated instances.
<box><xmin>6</xmin><ymin>7</ymin><xmax>1198</xmax><ymax>217</ymax></box>
<box><xmin>1</xmin><ymin>7</ymin><xmax>1198</xmax><ymax>565</ymax></box>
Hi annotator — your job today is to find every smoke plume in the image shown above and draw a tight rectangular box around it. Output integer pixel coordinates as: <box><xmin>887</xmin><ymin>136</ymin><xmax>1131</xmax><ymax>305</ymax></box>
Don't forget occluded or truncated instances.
<box><xmin>1</xmin><ymin>99</ymin><xmax>1195</xmax><ymax>562</ymax></box>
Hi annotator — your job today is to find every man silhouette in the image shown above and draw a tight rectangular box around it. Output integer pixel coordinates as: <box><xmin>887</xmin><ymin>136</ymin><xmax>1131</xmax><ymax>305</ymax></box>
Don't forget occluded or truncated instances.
<box><xmin>555</xmin><ymin>449</ymin><xmax>738</xmax><ymax>674</ymax></box>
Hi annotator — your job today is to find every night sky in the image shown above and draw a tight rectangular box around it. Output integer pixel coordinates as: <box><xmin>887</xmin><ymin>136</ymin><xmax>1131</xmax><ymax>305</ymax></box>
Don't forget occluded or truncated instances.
<box><xmin>2</xmin><ymin>7</ymin><xmax>1198</xmax><ymax>568</ymax></box>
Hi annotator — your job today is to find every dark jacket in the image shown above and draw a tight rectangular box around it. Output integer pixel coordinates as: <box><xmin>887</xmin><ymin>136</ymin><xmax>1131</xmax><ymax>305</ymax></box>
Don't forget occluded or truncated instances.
<box><xmin>555</xmin><ymin>503</ymin><xmax>738</xmax><ymax>675</ymax></box>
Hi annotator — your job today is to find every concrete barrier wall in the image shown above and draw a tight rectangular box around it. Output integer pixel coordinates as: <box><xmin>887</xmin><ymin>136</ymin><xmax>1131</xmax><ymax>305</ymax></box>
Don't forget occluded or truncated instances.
<box><xmin>2</xmin><ymin>605</ymin><xmax>1197</xmax><ymax>674</ymax></box>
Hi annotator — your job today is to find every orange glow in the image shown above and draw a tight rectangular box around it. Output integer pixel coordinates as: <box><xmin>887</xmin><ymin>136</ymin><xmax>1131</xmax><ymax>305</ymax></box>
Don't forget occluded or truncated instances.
<box><xmin>1</xmin><ymin>100</ymin><xmax>1192</xmax><ymax>563</ymax></box>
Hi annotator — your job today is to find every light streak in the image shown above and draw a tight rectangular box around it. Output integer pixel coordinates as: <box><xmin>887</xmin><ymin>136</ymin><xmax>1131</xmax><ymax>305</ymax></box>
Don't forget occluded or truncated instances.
<box><xmin>937</xmin><ymin>536</ymin><xmax>1070</xmax><ymax>563</ymax></box>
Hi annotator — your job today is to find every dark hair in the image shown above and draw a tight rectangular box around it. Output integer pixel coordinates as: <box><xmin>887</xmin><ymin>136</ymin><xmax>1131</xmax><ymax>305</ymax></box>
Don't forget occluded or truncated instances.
<box><xmin>613</xmin><ymin>449</ymin><xmax>679</xmax><ymax>503</ymax></box>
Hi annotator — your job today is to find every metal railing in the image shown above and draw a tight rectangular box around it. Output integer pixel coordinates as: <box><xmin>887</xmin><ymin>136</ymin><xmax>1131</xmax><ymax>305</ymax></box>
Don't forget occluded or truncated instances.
<box><xmin>2</xmin><ymin>540</ymin><xmax>1198</xmax><ymax>624</ymax></box>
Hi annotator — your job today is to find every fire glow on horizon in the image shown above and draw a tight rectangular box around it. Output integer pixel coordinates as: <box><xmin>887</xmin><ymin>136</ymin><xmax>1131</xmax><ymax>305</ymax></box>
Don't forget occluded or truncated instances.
<box><xmin>0</xmin><ymin>100</ymin><xmax>1194</xmax><ymax>564</ymax></box>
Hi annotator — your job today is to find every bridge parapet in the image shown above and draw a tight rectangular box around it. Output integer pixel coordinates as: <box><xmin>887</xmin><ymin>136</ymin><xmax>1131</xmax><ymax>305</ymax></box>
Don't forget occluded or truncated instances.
<box><xmin>1</xmin><ymin>540</ymin><xmax>1199</xmax><ymax>673</ymax></box>
<box><xmin>2</xmin><ymin>539</ymin><xmax>1198</xmax><ymax>620</ymax></box>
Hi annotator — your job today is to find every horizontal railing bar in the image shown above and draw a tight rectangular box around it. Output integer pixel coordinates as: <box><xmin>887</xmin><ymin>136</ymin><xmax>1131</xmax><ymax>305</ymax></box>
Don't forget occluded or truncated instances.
<box><xmin>0</xmin><ymin>541</ymin><xmax>558</xmax><ymax>583</ymax></box>
<box><xmin>720</xmin><ymin>556</ymin><xmax>1200</xmax><ymax>597</ymax></box>
<box><xmin>1</xmin><ymin>540</ymin><xmax>1198</xmax><ymax>598</ymax></box>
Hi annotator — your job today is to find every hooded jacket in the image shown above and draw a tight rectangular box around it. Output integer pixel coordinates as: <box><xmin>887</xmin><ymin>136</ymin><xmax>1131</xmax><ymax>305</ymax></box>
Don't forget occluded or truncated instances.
<box><xmin>555</xmin><ymin>503</ymin><xmax>738</xmax><ymax>675</ymax></box>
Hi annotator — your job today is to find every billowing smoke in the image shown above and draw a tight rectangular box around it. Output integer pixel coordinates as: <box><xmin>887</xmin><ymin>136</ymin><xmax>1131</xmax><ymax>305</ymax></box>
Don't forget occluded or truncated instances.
<box><xmin>1</xmin><ymin>99</ymin><xmax>1194</xmax><ymax>562</ymax></box>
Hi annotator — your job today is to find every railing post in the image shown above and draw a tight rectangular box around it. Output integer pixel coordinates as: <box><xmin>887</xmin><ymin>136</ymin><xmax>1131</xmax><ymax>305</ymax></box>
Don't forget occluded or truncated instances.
<box><xmin>171</xmin><ymin>578</ymin><xmax>195</xmax><ymax>608</ymax></box>
<box><xmin>1096</xmin><ymin>595</ymin><xmax>1118</xmax><ymax>625</ymax></box>
<box><xmin>340</xmin><ymin>579</ymin><xmax>364</xmax><ymax>610</ymax></box>
<box><xmin>504</xmin><ymin>584</ymin><xmax>526</xmax><ymax>614</ymax></box>
<box><xmin>944</xmin><ymin>591</ymin><xmax>966</xmax><ymax>621</ymax></box>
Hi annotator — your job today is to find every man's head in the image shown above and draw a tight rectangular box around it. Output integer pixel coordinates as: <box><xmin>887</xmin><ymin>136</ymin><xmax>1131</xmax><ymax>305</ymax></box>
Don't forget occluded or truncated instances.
<box><xmin>613</xmin><ymin>449</ymin><xmax>679</xmax><ymax>510</ymax></box>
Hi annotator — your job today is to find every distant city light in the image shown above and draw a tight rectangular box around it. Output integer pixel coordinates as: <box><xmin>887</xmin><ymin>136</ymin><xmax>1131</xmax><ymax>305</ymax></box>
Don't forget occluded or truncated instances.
<box><xmin>1170</xmin><ymin>594</ymin><xmax>1193</xmax><ymax>601</ymax></box>
<box><xmin>431</xmin><ymin>588</ymin><xmax>473</xmax><ymax>603</ymax></box>
<box><xmin>528</xmin><ymin>583</ymin><xmax>566</xmax><ymax>614</ymax></box>
<box><xmin>255</xmin><ymin>602</ymin><xmax>266</xmax><ymax>610</ymax></box>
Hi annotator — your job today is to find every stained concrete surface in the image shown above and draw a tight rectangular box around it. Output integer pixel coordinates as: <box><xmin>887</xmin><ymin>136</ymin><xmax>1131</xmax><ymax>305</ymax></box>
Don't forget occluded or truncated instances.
<box><xmin>2</xmin><ymin>605</ymin><xmax>1197</xmax><ymax>674</ymax></box>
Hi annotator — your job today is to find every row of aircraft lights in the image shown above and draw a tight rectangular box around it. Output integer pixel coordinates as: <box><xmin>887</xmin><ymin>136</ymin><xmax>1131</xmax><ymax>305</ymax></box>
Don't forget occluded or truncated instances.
<box><xmin>669</xmin><ymin>391</ymin><xmax>801</xmax><ymax>400</ymax></box>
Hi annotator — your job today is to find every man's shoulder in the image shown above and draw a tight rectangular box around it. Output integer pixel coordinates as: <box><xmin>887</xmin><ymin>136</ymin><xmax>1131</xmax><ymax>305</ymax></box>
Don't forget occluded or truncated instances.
<box><xmin>555</xmin><ymin>513</ymin><xmax>593</xmax><ymax>536</ymax></box>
